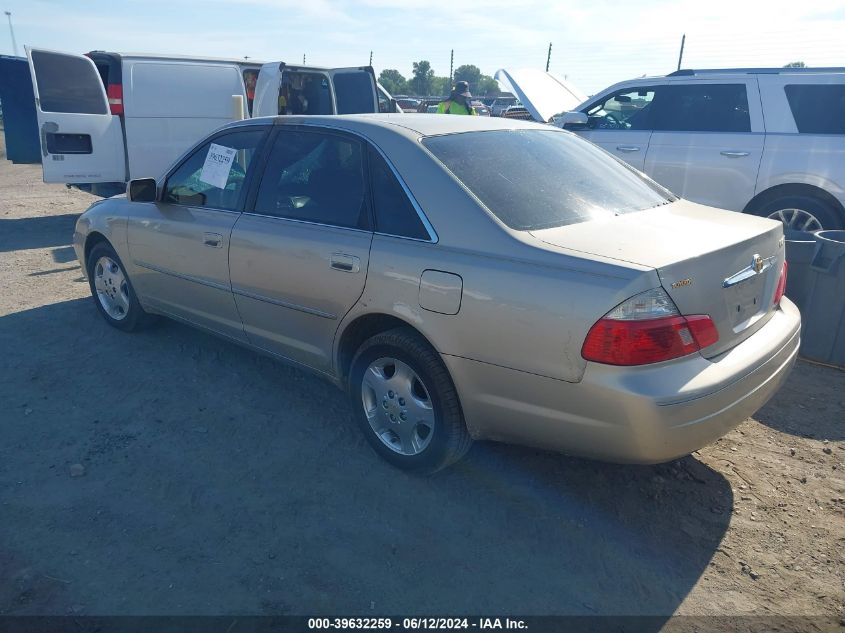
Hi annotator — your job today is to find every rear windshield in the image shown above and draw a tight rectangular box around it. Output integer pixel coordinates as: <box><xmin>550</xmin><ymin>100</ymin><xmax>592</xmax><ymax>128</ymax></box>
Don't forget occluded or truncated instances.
<box><xmin>422</xmin><ymin>130</ymin><xmax>674</xmax><ymax>230</ymax></box>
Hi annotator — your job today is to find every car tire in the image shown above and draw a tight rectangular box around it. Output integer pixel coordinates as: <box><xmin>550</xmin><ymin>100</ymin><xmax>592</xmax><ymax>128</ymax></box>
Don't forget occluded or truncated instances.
<box><xmin>348</xmin><ymin>327</ymin><xmax>472</xmax><ymax>473</ymax></box>
<box><xmin>86</xmin><ymin>241</ymin><xmax>153</xmax><ymax>332</ymax></box>
<box><xmin>749</xmin><ymin>195</ymin><xmax>843</xmax><ymax>232</ymax></box>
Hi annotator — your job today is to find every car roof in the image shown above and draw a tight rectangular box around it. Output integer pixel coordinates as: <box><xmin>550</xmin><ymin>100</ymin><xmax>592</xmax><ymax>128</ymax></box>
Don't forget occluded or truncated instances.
<box><xmin>229</xmin><ymin>113</ymin><xmax>549</xmax><ymax>138</ymax></box>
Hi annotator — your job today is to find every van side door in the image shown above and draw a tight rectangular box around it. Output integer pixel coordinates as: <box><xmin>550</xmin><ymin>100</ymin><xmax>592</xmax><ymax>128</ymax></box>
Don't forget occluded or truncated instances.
<box><xmin>643</xmin><ymin>80</ymin><xmax>764</xmax><ymax>211</ymax></box>
<box><xmin>327</xmin><ymin>67</ymin><xmax>379</xmax><ymax>114</ymax></box>
<box><xmin>25</xmin><ymin>47</ymin><xmax>126</xmax><ymax>183</ymax></box>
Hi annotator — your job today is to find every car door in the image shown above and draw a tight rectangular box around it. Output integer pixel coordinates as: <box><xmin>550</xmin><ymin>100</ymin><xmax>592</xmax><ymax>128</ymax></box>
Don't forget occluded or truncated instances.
<box><xmin>229</xmin><ymin>127</ymin><xmax>373</xmax><ymax>373</ymax></box>
<box><xmin>25</xmin><ymin>47</ymin><xmax>126</xmax><ymax>183</ymax></box>
<box><xmin>643</xmin><ymin>80</ymin><xmax>764</xmax><ymax>211</ymax></box>
<box><xmin>327</xmin><ymin>67</ymin><xmax>379</xmax><ymax>114</ymax></box>
<box><xmin>575</xmin><ymin>85</ymin><xmax>658</xmax><ymax>170</ymax></box>
<box><xmin>125</xmin><ymin>126</ymin><xmax>268</xmax><ymax>341</ymax></box>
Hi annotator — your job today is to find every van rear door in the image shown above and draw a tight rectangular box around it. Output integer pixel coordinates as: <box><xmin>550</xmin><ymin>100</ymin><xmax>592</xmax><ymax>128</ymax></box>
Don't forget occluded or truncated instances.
<box><xmin>327</xmin><ymin>67</ymin><xmax>379</xmax><ymax>114</ymax></box>
<box><xmin>26</xmin><ymin>47</ymin><xmax>126</xmax><ymax>183</ymax></box>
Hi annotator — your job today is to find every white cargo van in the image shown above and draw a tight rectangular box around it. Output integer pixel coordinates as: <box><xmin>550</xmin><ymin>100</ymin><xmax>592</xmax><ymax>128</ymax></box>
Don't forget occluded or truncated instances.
<box><xmin>25</xmin><ymin>48</ymin><xmax>393</xmax><ymax>195</ymax></box>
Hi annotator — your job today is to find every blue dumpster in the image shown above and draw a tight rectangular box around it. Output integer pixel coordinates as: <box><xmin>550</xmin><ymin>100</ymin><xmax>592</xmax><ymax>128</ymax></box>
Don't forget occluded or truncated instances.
<box><xmin>0</xmin><ymin>55</ymin><xmax>41</xmax><ymax>164</ymax></box>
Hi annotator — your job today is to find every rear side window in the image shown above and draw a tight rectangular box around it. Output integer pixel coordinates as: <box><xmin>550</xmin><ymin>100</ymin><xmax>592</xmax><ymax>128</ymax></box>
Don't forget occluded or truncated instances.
<box><xmin>423</xmin><ymin>130</ymin><xmax>673</xmax><ymax>231</ymax></box>
<box><xmin>651</xmin><ymin>84</ymin><xmax>751</xmax><ymax>132</ymax></box>
<box><xmin>254</xmin><ymin>130</ymin><xmax>368</xmax><ymax>229</ymax></box>
<box><xmin>369</xmin><ymin>147</ymin><xmax>430</xmax><ymax>240</ymax></box>
<box><xmin>31</xmin><ymin>51</ymin><xmax>107</xmax><ymax>114</ymax></box>
<box><xmin>334</xmin><ymin>71</ymin><xmax>376</xmax><ymax>114</ymax></box>
<box><xmin>785</xmin><ymin>84</ymin><xmax>845</xmax><ymax>134</ymax></box>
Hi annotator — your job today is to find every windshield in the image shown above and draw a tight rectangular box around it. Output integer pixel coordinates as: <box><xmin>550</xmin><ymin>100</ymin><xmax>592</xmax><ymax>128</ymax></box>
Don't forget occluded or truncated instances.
<box><xmin>422</xmin><ymin>129</ymin><xmax>674</xmax><ymax>231</ymax></box>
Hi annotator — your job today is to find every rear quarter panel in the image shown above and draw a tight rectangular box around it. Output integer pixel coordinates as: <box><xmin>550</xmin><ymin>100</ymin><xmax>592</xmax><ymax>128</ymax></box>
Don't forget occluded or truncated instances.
<box><xmin>344</xmin><ymin>233</ymin><xmax>657</xmax><ymax>384</ymax></box>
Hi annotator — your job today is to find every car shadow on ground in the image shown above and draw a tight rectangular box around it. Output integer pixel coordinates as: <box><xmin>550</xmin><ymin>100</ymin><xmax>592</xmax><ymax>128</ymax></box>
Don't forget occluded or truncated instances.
<box><xmin>0</xmin><ymin>298</ymin><xmax>733</xmax><ymax>622</ymax></box>
<box><xmin>0</xmin><ymin>213</ymin><xmax>80</xmax><ymax>253</ymax></box>
<box><xmin>752</xmin><ymin>360</ymin><xmax>844</xmax><ymax>441</ymax></box>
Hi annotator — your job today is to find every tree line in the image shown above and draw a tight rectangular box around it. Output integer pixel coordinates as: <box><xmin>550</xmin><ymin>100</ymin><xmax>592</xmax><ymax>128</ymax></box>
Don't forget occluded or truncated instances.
<box><xmin>379</xmin><ymin>62</ymin><xmax>501</xmax><ymax>97</ymax></box>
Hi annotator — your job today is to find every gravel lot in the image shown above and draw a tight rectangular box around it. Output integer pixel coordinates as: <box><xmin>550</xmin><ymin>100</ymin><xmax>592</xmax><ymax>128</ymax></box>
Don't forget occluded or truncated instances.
<box><xmin>1</xmin><ymin>136</ymin><xmax>843</xmax><ymax>625</ymax></box>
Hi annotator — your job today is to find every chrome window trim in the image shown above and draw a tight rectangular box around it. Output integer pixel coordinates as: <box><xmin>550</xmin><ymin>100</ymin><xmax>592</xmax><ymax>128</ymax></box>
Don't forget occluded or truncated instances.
<box><xmin>275</xmin><ymin>121</ymin><xmax>439</xmax><ymax>243</ymax></box>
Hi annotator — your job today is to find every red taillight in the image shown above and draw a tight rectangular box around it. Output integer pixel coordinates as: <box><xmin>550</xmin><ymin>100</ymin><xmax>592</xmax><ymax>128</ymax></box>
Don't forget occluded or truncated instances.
<box><xmin>582</xmin><ymin>314</ymin><xmax>719</xmax><ymax>366</ymax></box>
<box><xmin>106</xmin><ymin>83</ymin><xmax>123</xmax><ymax>115</ymax></box>
<box><xmin>773</xmin><ymin>261</ymin><xmax>788</xmax><ymax>306</ymax></box>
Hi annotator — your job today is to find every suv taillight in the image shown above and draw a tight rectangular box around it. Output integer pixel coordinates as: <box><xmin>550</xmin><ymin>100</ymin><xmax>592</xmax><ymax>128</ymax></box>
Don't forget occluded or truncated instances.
<box><xmin>773</xmin><ymin>261</ymin><xmax>788</xmax><ymax>306</ymax></box>
<box><xmin>581</xmin><ymin>288</ymin><xmax>719</xmax><ymax>366</ymax></box>
<box><xmin>107</xmin><ymin>83</ymin><xmax>123</xmax><ymax>115</ymax></box>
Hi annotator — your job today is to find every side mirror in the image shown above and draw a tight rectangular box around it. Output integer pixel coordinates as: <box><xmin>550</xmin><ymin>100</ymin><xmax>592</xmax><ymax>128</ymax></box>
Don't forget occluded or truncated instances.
<box><xmin>557</xmin><ymin>111</ymin><xmax>589</xmax><ymax>130</ymax></box>
<box><xmin>127</xmin><ymin>178</ymin><xmax>158</xmax><ymax>202</ymax></box>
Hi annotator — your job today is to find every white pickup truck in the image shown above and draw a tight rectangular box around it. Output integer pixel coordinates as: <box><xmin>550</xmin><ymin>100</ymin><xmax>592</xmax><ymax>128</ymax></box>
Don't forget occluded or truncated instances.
<box><xmin>26</xmin><ymin>48</ymin><xmax>398</xmax><ymax>196</ymax></box>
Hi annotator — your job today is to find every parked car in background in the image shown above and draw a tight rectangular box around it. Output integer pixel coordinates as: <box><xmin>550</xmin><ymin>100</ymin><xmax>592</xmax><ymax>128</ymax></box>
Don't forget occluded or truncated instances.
<box><xmin>501</xmin><ymin>105</ymin><xmax>532</xmax><ymax>120</ymax></box>
<box><xmin>416</xmin><ymin>98</ymin><xmax>443</xmax><ymax>113</ymax></box>
<box><xmin>556</xmin><ymin>67</ymin><xmax>845</xmax><ymax>230</ymax></box>
<box><xmin>425</xmin><ymin>105</ymin><xmax>439</xmax><ymax>113</ymax></box>
<box><xmin>471</xmin><ymin>101</ymin><xmax>490</xmax><ymax>116</ymax></box>
<box><xmin>490</xmin><ymin>96</ymin><xmax>518</xmax><ymax>116</ymax></box>
<box><xmin>73</xmin><ymin>114</ymin><xmax>798</xmax><ymax>473</ymax></box>
<box><xmin>395</xmin><ymin>97</ymin><xmax>421</xmax><ymax>111</ymax></box>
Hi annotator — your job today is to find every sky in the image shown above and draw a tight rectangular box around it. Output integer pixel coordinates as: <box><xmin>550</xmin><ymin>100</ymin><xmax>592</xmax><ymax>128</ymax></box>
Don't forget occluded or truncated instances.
<box><xmin>3</xmin><ymin>0</ymin><xmax>845</xmax><ymax>94</ymax></box>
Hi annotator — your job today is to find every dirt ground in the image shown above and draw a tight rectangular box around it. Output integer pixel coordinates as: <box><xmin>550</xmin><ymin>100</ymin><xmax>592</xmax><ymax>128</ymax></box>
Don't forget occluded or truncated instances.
<box><xmin>0</xmin><ymin>136</ymin><xmax>843</xmax><ymax>627</ymax></box>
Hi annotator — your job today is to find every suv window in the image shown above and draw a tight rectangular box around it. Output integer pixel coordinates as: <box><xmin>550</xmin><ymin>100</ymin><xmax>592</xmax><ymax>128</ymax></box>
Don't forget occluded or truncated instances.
<box><xmin>164</xmin><ymin>128</ymin><xmax>265</xmax><ymax>210</ymax></box>
<box><xmin>369</xmin><ymin>147</ymin><xmax>430</xmax><ymax>240</ymax></box>
<box><xmin>585</xmin><ymin>88</ymin><xmax>655</xmax><ymax>130</ymax></box>
<box><xmin>254</xmin><ymin>130</ymin><xmax>368</xmax><ymax>229</ymax></box>
<box><xmin>784</xmin><ymin>84</ymin><xmax>845</xmax><ymax>134</ymax></box>
<box><xmin>423</xmin><ymin>130</ymin><xmax>673</xmax><ymax>231</ymax></box>
<box><xmin>650</xmin><ymin>83</ymin><xmax>751</xmax><ymax>133</ymax></box>
<box><xmin>31</xmin><ymin>51</ymin><xmax>107</xmax><ymax>114</ymax></box>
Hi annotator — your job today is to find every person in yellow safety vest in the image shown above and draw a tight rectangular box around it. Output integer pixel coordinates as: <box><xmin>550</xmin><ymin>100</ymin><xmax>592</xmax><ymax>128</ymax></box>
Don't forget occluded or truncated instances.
<box><xmin>437</xmin><ymin>81</ymin><xmax>477</xmax><ymax>115</ymax></box>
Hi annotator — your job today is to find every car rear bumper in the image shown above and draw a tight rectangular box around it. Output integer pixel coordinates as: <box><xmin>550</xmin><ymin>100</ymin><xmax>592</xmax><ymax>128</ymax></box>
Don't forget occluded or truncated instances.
<box><xmin>443</xmin><ymin>297</ymin><xmax>801</xmax><ymax>464</ymax></box>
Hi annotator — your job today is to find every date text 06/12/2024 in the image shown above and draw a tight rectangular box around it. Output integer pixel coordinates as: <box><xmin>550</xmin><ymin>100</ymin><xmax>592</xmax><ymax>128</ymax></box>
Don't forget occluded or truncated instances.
<box><xmin>307</xmin><ymin>618</ymin><xmax>528</xmax><ymax>630</ymax></box>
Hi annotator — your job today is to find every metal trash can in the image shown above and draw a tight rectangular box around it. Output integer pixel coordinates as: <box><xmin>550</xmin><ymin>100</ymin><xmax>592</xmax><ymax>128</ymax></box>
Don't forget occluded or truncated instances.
<box><xmin>784</xmin><ymin>230</ymin><xmax>816</xmax><ymax>315</ymax></box>
<box><xmin>799</xmin><ymin>230</ymin><xmax>845</xmax><ymax>367</ymax></box>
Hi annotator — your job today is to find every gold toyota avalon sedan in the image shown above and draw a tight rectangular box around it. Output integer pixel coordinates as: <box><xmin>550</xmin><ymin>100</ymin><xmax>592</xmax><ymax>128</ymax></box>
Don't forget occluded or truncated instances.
<box><xmin>73</xmin><ymin>114</ymin><xmax>800</xmax><ymax>472</ymax></box>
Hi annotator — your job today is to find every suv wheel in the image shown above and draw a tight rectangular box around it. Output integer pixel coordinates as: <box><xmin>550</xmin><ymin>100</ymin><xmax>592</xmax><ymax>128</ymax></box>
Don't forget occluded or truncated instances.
<box><xmin>348</xmin><ymin>327</ymin><xmax>472</xmax><ymax>473</ymax></box>
<box><xmin>750</xmin><ymin>195</ymin><xmax>843</xmax><ymax>232</ymax></box>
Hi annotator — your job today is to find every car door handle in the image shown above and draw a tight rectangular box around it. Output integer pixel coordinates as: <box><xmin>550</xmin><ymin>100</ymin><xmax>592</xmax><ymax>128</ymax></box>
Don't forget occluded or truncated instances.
<box><xmin>330</xmin><ymin>253</ymin><xmax>360</xmax><ymax>273</ymax></box>
<box><xmin>616</xmin><ymin>145</ymin><xmax>640</xmax><ymax>152</ymax></box>
<box><xmin>720</xmin><ymin>151</ymin><xmax>751</xmax><ymax>158</ymax></box>
<box><xmin>203</xmin><ymin>232</ymin><xmax>223</xmax><ymax>248</ymax></box>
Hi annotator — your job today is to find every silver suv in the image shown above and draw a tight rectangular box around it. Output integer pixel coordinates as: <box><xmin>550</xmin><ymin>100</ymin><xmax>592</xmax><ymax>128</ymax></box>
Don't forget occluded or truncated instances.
<box><xmin>557</xmin><ymin>67</ymin><xmax>845</xmax><ymax>230</ymax></box>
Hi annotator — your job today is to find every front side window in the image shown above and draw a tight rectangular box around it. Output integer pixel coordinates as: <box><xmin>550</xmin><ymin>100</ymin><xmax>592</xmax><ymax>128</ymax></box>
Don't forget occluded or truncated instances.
<box><xmin>585</xmin><ymin>88</ymin><xmax>655</xmax><ymax>130</ymax></box>
<box><xmin>31</xmin><ymin>51</ymin><xmax>107</xmax><ymax>114</ymax></box>
<box><xmin>423</xmin><ymin>130</ymin><xmax>673</xmax><ymax>231</ymax></box>
<box><xmin>785</xmin><ymin>84</ymin><xmax>845</xmax><ymax>134</ymax></box>
<box><xmin>650</xmin><ymin>83</ymin><xmax>751</xmax><ymax>133</ymax></box>
<box><xmin>254</xmin><ymin>130</ymin><xmax>368</xmax><ymax>230</ymax></box>
<box><xmin>369</xmin><ymin>147</ymin><xmax>430</xmax><ymax>240</ymax></box>
<box><xmin>163</xmin><ymin>128</ymin><xmax>265</xmax><ymax>210</ymax></box>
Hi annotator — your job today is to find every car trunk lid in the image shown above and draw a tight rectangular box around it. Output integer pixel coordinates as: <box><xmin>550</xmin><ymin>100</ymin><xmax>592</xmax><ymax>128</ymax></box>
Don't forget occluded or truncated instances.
<box><xmin>530</xmin><ymin>201</ymin><xmax>786</xmax><ymax>358</ymax></box>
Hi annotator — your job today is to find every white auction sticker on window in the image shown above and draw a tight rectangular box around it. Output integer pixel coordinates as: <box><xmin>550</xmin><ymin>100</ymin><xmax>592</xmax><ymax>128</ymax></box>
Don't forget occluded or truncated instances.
<box><xmin>199</xmin><ymin>143</ymin><xmax>237</xmax><ymax>189</ymax></box>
